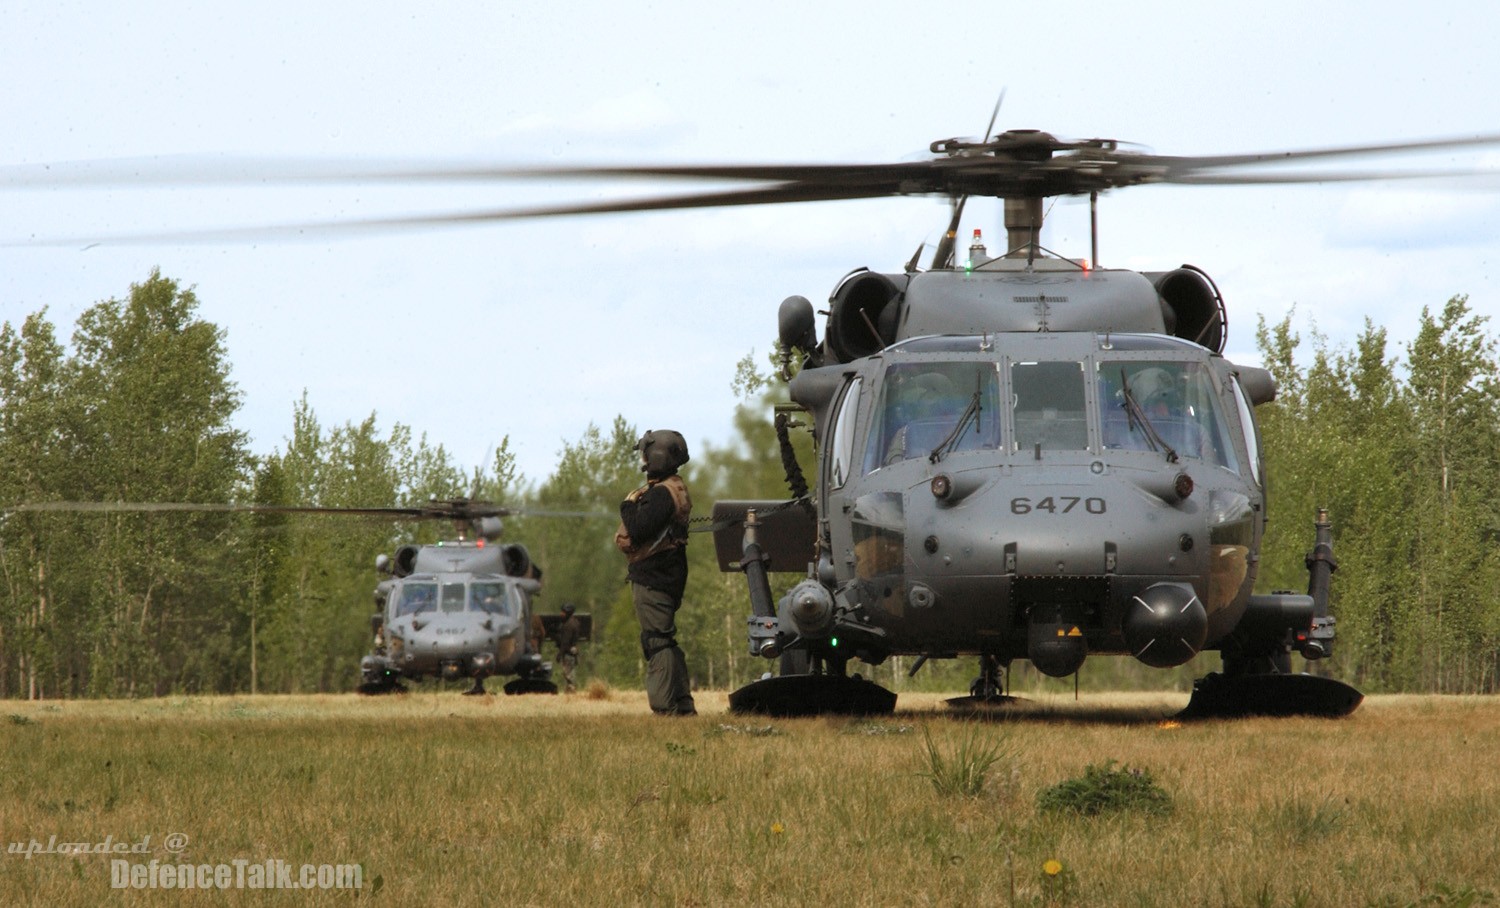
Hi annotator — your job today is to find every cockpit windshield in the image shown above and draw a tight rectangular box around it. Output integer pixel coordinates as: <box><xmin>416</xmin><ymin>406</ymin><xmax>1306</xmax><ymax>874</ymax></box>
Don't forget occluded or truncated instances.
<box><xmin>862</xmin><ymin>361</ymin><xmax>1001</xmax><ymax>473</ymax></box>
<box><xmin>1097</xmin><ymin>360</ymin><xmax>1239</xmax><ymax>470</ymax></box>
<box><xmin>469</xmin><ymin>582</ymin><xmax>514</xmax><ymax>617</ymax></box>
<box><xmin>1011</xmin><ymin>361</ymin><xmax>1089</xmax><ymax>451</ymax></box>
<box><xmin>395</xmin><ymin>582</ymin><xmax>438</xmax><ymax>617</ymax></box>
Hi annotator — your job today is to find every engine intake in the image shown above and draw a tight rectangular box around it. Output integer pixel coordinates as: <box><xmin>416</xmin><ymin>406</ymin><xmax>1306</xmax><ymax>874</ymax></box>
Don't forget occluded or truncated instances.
<box><xmin>501</xmin><ymin>543</ymin><xmax>533</xmax><ymax>578</ymax></box>
<box><xmin>826</xmin><ymin>270</ymin><xmax>905</xmax><ymax>362</ymax></box>
<box><xmin>393</xmin><ymin>544</ymin><xmax>420</xmax><ymax>577</ymax></box>
<box><xmin>1150</xmin><ymin>266</ymin><xmax>1226</xmax><ymax>353</ymax></box>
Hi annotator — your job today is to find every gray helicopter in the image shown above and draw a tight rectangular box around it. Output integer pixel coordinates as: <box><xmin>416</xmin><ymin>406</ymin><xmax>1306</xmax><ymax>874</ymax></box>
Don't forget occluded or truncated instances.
<box><xmin>717</xmin><ymin>273</ymin><xmax>1334</xmax><ymax>717</ymax></box>
<box><xmin>650</xmin><ymin>128</ymin><xmax>1500</xmax><ymax>718</ymax></box>
<box><xmin>360</xmin><ymin>498</ymin><xmax>592</xmax><ymax>696</ymax></box>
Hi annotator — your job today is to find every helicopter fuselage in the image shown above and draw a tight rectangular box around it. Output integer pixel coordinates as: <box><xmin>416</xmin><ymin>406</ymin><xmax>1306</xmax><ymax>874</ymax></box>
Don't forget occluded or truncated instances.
<box><xmin>805</xmin><ymin>331</ymin><xmax>1267</xmax><ymax>674</ymax></box>
<box><xmin>375</xmin><ymin>571</ymin><xmax>531</xmax><ymax>680</ymax></box>
<box><xmin>362</xmin><ymin>538</ymin><xmax>549</xmax><ymax>691</ymax></box>
<box><xmin>764</xmin><ymin>322</ymin><xmax>1287</xmax><ymax>678</ymax></box>
<box><xmin>723</xmin><ymin>249</ymin><xmax>1357</xmax><ymax>715</ymax></box>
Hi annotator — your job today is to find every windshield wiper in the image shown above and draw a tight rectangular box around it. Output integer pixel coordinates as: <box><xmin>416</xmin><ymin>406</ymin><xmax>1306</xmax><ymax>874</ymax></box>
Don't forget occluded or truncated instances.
<box><xmin>929</xmin><ymin>387</ymin><xmax>983</xmax><ymax>464</ymax></box>
<box><xmin>1119</xmin><ymin>369</ymin><xmax>1179</xmax><ymax>464</ymax></box>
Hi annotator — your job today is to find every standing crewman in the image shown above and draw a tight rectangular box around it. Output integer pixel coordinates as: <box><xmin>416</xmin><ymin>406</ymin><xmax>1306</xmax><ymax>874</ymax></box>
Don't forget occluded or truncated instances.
<box><xmin>615</xmin><ymin>429</ymin><xmax>696</xmax><ymax>716</ymax></box>
<box><xmin>554</xmin><ymin>603</ymin><xmax>583</xmax><ymax>693</ymax></box>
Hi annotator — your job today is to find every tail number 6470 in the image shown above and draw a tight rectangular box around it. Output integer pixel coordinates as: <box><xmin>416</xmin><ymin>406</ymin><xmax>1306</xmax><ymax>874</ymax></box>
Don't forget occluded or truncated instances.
<box><xmin>1009</xmin><ymin>496</ymin><xmax>1106</xmax><ymax>515</ymax></box>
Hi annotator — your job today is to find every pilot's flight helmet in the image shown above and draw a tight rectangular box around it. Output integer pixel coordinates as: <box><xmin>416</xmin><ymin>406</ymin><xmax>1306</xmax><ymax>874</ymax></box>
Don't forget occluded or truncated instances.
<box><xmin>894</xmin><ymin>371</ymin><xmax>958</xmax><ymax>417</ymax></box>
<box><xmin>637</xmin><ymin>429</ymin><xmax>690</xmax><ymax>476</ymax></box>
<box><xmin>1130</xmin><ymin>367</ymin><xmax>1175</xmax><ymax>407</ymax></box>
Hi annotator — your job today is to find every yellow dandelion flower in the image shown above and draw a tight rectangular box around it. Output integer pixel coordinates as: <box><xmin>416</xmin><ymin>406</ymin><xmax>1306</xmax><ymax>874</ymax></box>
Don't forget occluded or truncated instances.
<box><xmin>770</xmin><ymin>822</ymin><xmax>785</xmax><ymax>836</ymax></box>
<box><xmin>1043</xmin><ymin>859</ymin><xmax>1063</xmax><ymax>876</ymax></box>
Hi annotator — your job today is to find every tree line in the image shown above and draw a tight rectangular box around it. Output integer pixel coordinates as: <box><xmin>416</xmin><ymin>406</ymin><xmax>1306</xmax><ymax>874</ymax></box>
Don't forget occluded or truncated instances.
<box><xmin>1</xmin><ymin>271</ymin><xmax>1497</xmax><ymax>697</ymax></box>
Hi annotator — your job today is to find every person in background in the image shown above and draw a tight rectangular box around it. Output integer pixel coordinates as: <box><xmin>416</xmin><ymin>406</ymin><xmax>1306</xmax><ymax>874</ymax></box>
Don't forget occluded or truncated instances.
<box><xmin>554</xmin><ymin>602</ymin><xmax>583</xmax><ymax>693</ymax></box>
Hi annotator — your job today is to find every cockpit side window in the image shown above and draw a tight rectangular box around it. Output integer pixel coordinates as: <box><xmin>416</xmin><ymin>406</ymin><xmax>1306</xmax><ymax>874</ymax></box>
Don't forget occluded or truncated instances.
<box><xmin>1096</xmin><ymin>360</ymin><xmax>1240</xmax><ymax>471</ymax></box>
<box><xmin>396</xmin><ymin>582</ymin><xmax>437</xmax><ymax>617</ymax></box>
<box><xmin>1230</xmin><ymin>377</ymin><xmax>1262</xmax><ymax>485</ymax></box>
<box><xmin>828</xmin><ymin>377</ymin><xmax>862</xmax><ymax>489</ymax></box>
<box><xmin>469</xmin><ymin>582</ymin><xmax>513</xmax><ymax>617</ymax></box>
<box><xmin>862</xmin><ymin>361</ymin><xmax>1001</xmax><ymax>473</ymax></box>
<box><xmin>1011</xmin><ymin>361</ymin><xmax>1088</xmax><ymax>451</ymax></box>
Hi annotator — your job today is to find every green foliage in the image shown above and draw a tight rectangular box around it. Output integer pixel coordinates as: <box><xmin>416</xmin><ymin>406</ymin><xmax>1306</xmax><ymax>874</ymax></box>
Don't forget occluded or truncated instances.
<box><xmin>520</xmin><ymin>417</ymin><xmax>641</xmax><ymax>681</ymax></box>
<box><xmin>1036</xmin><ymin>761</ymin><xmax>1172</xmax><ymax>816</ymax></box>
<box><xmin>0</xmin><ymin>272</ymin><xmax>521</xmax><ymax>697</ymax></box>
<box><xmin>1255</xmin><ymin>296</ymin><xmax>1500</xmax><ymax>692</ymax></box>
<box><xmin>916</xmin><ymin>723</ymin><xmax>1015</xmax><ymax>797</ymax></box>
<box><xmin>0</xmin><ymin>273</ymin><xmax>250</xmax><ymax>697</ymax></box>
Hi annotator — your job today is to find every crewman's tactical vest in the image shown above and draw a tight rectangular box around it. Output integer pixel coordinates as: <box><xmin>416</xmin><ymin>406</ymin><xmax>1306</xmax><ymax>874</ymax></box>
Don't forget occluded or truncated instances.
<box><xmin>614</xmin><ymin>474</ymin><xmax>692</xmax><ymax>564</ymax></box>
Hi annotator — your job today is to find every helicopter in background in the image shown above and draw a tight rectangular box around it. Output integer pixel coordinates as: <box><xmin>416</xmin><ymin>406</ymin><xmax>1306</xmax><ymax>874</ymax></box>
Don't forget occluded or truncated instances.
<box><xmin>361</xmin><ymin>497</ymin><xmax>593</xmax><ymax>695</ymax></box>
<box><xmin>2</xmin><ymin>497</ymin><xmax>592</xmax><ymax>696</ymax></box>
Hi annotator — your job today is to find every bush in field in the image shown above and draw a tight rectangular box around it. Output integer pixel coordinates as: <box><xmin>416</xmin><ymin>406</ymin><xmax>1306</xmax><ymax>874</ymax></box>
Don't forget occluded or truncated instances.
<box><xmin>1037</xmin><ymin>761</ymin><xmax>1172</xmax><ymax>817</ymax></box>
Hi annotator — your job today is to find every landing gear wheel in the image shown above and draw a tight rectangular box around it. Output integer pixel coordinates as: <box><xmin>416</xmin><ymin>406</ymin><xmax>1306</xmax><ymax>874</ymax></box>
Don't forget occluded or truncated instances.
<box><xmin>729</xmin><ymin>673</ymin><xmax>896</xmax><ymax>717</ymax></box>
<box><xmin>462</xmin><ymin>678</ymin><xmax>490</xmax><ymax>696</ymax></box>
<box><xmin>357</xmin><ymin>674</ymin><xmax>404</xmax><ymax>695</ymax></box>
<box><xmin>1180</xmin><ymin>672</ymin><xmax>1363</xmax><ymax>718</ymax></box>
<box><xmin>503</xmin><ymin>677</ymin><xmax>559</xmax><ymax>696</ymax></box>
<box><xmin>946</xmin><ymin>654</ymin><xmax>1022</xmax><ymax>710</ymax></box>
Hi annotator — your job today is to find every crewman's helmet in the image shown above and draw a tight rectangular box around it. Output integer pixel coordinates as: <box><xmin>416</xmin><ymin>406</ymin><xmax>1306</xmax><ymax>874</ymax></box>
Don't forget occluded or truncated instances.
<box><xmin>1131</xmin><ymin>367</ymin><xmax>1175</xmax><ymax>409</ymax></box>
<box><xmin>637</xmin><ymin>430</ymin><xmax>690</xmax><ymax>475</ymax></box>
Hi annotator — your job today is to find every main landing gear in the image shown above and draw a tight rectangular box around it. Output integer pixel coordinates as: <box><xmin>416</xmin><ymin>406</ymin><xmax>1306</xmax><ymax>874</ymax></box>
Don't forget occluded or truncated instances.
<box><xmin>945</xmin><ymin>654</ymin><xmax>1024</xmax><ymax>710</ymax></box>
<box><xmin>1181</xmin><ymin>508</ymin><xmax>1363</xmax><ymax>719</ymax></box>
<box><xmin>729</xmin><ymin>649</ymin><xmax>896</xmax><ymax>717</ymax></box>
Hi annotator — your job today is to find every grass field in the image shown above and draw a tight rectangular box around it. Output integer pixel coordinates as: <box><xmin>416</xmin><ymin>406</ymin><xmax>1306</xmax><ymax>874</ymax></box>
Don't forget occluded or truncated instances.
<box><xmin>2</xmin><ymin>688</ymin><xmax>1498</xmax><ymax>906</ymax></box>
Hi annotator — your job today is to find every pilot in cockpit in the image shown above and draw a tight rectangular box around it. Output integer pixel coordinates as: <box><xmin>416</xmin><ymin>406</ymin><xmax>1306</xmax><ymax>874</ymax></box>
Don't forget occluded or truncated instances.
<box><xmin>883</xmin><ymin>371</ymin><xmax>962</xmax><ymax>465</ymax></box>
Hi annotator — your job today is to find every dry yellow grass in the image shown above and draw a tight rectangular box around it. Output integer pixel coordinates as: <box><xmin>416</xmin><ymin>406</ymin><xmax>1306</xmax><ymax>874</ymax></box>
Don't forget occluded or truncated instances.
<box><xmin>2</xmin><ymin>691</ymin><xmax>1497</xmax><ymax>906</ymax></box>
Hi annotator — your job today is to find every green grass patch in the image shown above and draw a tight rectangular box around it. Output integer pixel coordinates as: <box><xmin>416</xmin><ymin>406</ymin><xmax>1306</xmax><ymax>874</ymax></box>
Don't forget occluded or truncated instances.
<box><xmin>916</xmin><ymin>722</ymin><xmax>1015</xmax><ymax>798</ymax></box>
<box><xmin>1036</xmin><ymin>760</ymin><xmax>1172</xmax><ymax>817</ymax></box>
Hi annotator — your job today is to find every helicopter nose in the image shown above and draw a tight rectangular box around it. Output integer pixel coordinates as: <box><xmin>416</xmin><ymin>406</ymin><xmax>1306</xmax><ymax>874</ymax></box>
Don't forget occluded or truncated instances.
<box><xmin>405</xmin><ymin>619</ymin><xmax>499</xmax><ymax>661</ymax></box>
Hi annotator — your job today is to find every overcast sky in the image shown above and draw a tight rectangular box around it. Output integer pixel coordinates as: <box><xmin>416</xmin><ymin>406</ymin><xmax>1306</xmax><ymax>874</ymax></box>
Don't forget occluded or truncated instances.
<box><xmin>3</xmin><ymin>1</ymin><xmax>1498</xmax><ymax>487</ymax></box>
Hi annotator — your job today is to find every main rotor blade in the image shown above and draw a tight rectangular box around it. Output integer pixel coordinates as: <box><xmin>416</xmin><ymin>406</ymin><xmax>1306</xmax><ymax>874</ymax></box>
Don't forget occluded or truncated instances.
<box><xmin>1154</xmin><ymin>133</ymin><xmax>1500</xmax><ymax>174</ymax></box>
<box><xmin>0</xmin><ymin>155</ymin><xmax>940</xmax><ymax>189</ymax></box>
<box><xmin>6</xmin><ymin>132</ymin><xmax>1500</xmax><ymax>244</ymax></box>
<box><xmin>1161</xmin><ymin>168</ymin><xmax>1496</xmax><ymax>186</ymax></box>
<box><xmin>505</xmin><ymin>507</ymin><xmax>614</xmax><ymax>519</ymax></box>
<box><xmin>4</xmin><ymin>179</ymin><xmax>934</xmax><ymax>246</ymax></box>
<box><xmin>1</xmin><ymin>500</ymin><xmax>613</xmax><ymax>520</ymax></box>
<box><xmin>0</xmin><ymin>501</ymin><xmax>441</xmax><ymax>518</ymax></box>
